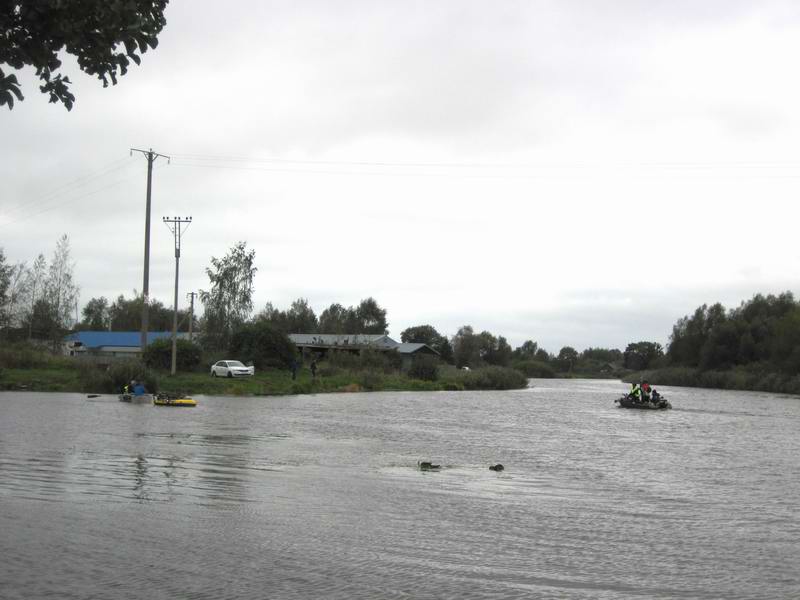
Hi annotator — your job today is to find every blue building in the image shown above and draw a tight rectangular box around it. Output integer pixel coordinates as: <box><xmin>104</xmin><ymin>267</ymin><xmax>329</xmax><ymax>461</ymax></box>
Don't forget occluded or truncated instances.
<box><xmin>63</xmin><ymin>331</ymin><xmax>190</xmax><ymax>358</ymax></box>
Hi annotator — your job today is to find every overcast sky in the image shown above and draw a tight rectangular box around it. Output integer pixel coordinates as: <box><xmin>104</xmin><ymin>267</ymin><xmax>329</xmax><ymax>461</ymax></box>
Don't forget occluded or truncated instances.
<box><xmin>2</xmin><ymin>1</ymin><xmax>799</xmax><ymax>352</ymax></box>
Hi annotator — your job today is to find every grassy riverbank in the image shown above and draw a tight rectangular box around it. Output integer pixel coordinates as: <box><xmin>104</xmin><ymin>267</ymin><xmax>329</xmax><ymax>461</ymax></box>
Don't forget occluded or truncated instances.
<box><xmin>0</xmin><ymin>361</ymin><xmax>529</xmax><ymax>395</ymax></box>
<box><xmin>624</xmin><ymin>366</ymin><xmax>800</xmax><ymax>396</ymax></box>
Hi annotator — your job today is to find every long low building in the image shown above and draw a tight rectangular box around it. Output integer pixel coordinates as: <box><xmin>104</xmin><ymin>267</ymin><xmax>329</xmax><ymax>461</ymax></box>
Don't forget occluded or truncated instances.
<box><xmin>288</xmin><ymin>333</ymin><xmax>439</xmax><ymax>369</ymax></box>
<box><xmin>64</xmin><ymin>331</ymin><xmax>191</xmax><ymax>358</ymax></box>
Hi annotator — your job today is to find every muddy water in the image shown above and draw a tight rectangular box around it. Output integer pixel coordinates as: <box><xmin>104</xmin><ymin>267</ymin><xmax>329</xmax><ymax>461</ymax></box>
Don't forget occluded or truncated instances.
<box><xmin>1</xmin><ymin>380</ymin><xmax>798</xmax><ymax>599</ymax></box>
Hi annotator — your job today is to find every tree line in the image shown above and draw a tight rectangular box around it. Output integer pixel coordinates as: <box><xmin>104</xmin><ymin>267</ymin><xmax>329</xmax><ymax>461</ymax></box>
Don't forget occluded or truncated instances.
<box><xmin>0</xmin><ymin>235</ymin><xmax>79</xmax><ymax>347</ymax></box>
<box><xmin>0</xmin><ymin>238</ymin><xmax>667</xmax><ymax>376</ymax></box>
<box><xmin>667</xmin><ymin>292</ymin><xmax>800</xmax><ymax>374</ymax></box>
<box><xmin>77</xmin><ymin>294</ymin><xmax>196</xmax><ymax>333</ymax></box>
<box><xmin>192</xmin><ymin>243</ymin><xmax>633</xmax><ymax>372</ymax></box>
<box><xmin>0</xmin><ymin>236</ymin><xmax>199</xmax><ymax>348</ymax></box>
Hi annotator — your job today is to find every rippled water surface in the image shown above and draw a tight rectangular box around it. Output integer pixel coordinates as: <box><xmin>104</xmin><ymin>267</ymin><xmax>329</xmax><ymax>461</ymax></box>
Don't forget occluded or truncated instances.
<box><xmin>2</xmin><ymin>380</ymin><xmax>799</xmax><ymax>599</ymax></box>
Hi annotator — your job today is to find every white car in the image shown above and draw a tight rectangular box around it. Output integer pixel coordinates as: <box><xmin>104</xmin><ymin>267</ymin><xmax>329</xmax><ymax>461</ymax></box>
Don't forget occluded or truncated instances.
<box><xmin>210</xmin><ymin>360</ymin><xmax>255</xmax><ymax>378</ymax></box>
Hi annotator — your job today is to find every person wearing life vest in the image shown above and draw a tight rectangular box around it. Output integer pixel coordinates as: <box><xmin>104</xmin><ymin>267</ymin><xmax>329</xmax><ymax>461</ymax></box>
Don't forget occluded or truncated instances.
<box><xmin>630</xmin><ymin>382</ymin><xmax>642</xmax><ymax>402</ymax></box>
<box><xmin>641</xmin><ymin>381</ymin><xmax>652</xmax><ymax>402</ymax></box>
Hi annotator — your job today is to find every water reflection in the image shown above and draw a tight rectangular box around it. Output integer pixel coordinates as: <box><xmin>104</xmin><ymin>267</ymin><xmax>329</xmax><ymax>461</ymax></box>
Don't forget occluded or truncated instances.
<box><xmin>132</xmin><ymin>454</ymin><xmax>148</xmax><ymax>501</ymax></box>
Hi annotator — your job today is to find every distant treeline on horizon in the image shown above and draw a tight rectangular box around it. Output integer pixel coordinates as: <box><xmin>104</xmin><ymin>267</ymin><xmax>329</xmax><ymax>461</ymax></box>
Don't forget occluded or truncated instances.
<box><xmin>3</xmin><ymin>240</ymin><xmax>798</xmax><ymax>377</ymax></box>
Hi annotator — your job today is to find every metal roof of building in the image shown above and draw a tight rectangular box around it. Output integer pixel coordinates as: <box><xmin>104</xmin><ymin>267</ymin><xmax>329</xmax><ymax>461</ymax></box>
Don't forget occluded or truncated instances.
<box><xmin>395</xmin><ymin>343</ymin><xmax>439</xmax><ymax>355</ymax></box>
<box><xmin>288</xmin><ymin>334</ymin><xmax>399</xmax><ymax>348</ymax></box>
<box><xmin>64</xmin><ymin>331</ymin><xmax>182</xmax><ymax>348</ymax></box>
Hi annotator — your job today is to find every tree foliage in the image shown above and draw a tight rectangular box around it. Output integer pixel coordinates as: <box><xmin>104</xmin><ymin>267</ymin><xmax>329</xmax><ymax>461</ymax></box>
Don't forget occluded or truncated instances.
<box><xmin>623</xmin><ymin>341</ymin><xmax>664</xmax><ymax>370</ymax></box>
<box><xmin>317</xmin><ymin>298</ymin><xmax>388</xmax><ymax>334</ymax></box>
<box><xmin>256</xmin><ymin>298</ymin><xmax>319</xmax><ymax>333</ymax></box>
<box><xmin>452</xmin><ymin>326</ymin><xmax>513</xmax><ymax>368</ymax></box>
<box><xmin>80</xmin><ymin>296</ymin><xmax>110</xmax><ymax>330</ymax></box>
<box><xmin>407</xmin><ymin>354</ymin><xmax>439</xmax><ymax>381</ymax></box>
<box><xmin>0</xmin><ymin>248</ymin><xmax>11</xmax><ymax>329</ymax></box>
<box><xmin>45</xmin><ymin>234</ymin><xmax>79</xmax><ymax>331</ymax></box>
<box><xmin>199</xmin><ymin>242</ymin><xmax>257</xmax><ymax>350</ymax></box>
<box><xmin>286</xmin><ymin>298</ymin><xmax>318</xmax><ymax>333</ymax></box>
<box><xmin>581</xmin><ymin>347</ymin><xmax>623</xmax><ymax>363</ymax></box>
<box><xmin>513</xmin><ymin>340</ymin><xmax>539</xmax><ymax>360</ymax></box>
<box><xmin>355</xmin><ymin>297</ymin><xmax>388</xmax><ymax>334</ymax></box>
<box><xmin>27</xmin><ymin>253</ymin><xmax>45</xmax><ymax>317</ymax></box>
<box><xmin>452</xmin><ymin>325</ymin><xmax>479</xmax><ymax>368</ymax></box>
<box><xmin>16</xmin><ymin>236</ymin><xmax>80</xmax><ymax>345</ymax></box>
<box><xmin>23</xmin><ymin>298</ymin><xmax>61</xmax><ymax>340</ymax></box>
<box><xmin>667</xmin><ymin>292</ymin><xmax>800</xmax><ymax>373</ymax></box>
<box><xmin>556</xmin><ymin>346</ymin><xmax>579</xmax><ymax>372</ymax></box>
<box><xmin>142</xmin><ymin>338</ymin><xmax>202</xmax><ymax>371</ymax></box>
<box><xmin>483</xmin><ymin>334</ymin><xmax>513</xmax><ymax>366</ymax></box>
<box><xmin>0</xmin><ymin>0</ymin><xmax>169</xmax><ymax>110</ymax></box>
<box><xmin>0</xmin><ymin>249</ymin><xmax>31</xmax><ymax>335</ymax></box>
<box><xmin>228</xmin><ymin>321</ymin><xmax>296</xmax><ymax>369</ymax></box>
<box><xmin>318</xmin><ymin>302</ymin><xmax>350</xmax><ymax>334</ymax></box>
<box><xmin>93</xmin><ymin>292</ymin><xmax>193</xmax><ymax>332</ymax></box>
<box><xmin>400</xmin><ymin>324</ymin><xmax>453</xmax><ymax>362</ymax></box>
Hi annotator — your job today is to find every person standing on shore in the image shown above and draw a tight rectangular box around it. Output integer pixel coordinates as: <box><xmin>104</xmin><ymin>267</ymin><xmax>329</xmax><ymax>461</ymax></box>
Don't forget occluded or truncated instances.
<box><xmin>310</xmin><ymin>359</ymin><xmax>317</xmax><ymax>380</ymax></box>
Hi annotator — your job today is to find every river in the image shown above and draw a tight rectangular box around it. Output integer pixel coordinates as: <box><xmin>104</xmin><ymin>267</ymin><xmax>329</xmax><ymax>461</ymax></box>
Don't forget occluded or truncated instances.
<box><xmin>1</xmin><ymin>379</ymin><xmax>798</xmax><ymax>599</ymax></box>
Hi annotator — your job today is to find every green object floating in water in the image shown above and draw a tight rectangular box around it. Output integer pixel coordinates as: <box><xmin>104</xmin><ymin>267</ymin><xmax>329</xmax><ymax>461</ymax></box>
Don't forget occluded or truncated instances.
<box><xmin>418</xmin><ymin>461</ymin><xmax>441</xmax><ymax>471</ymax></box>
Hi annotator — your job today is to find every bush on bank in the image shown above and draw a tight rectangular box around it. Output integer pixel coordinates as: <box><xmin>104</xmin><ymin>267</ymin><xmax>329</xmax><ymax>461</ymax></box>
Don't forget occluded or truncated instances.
<box><xmin>324</xmin><ymin>349</ymin><xmax>401</xmax><ymax>374</ymax></box>
<box><xmin>78</xmin><ymin>360</ymin><xmax>159</xmax><ymax>394</ymax></box>
<box><xmin>625</xmin><ymin>365</ymin><xmax>800</xmax><ymax>395</ymax></box>
<box><xmin>407</xmin><ymin>355</ymin><xmax>439</xmax><ymax>381</ymax></box>
<box><xmin>0</xmin><ymin>342</ymin><xmax>73</xmax><ymax>370</ymax></box>
<box><xmin>512</xmin><ymin>359</ymin><xmax>556</xmax><ymax>378</ymax></box>
<box><xmin>456</xmin><ymin>366</ymin><xmax>529</xmax><ymax>390</ymax></box>
<box><xmin>143</xmin><ymin>338</ymin><xmax>203</xmax><ymax>371</ymax></box>
<box><xmin>228</xmin><ymin>322</ymin><xmax>297</xmax><ymax>369</ymax></box>
<box><xmin>0</xmin><ymin>342</ymin><xmax>530</xmax><ymax>394</ymax></box>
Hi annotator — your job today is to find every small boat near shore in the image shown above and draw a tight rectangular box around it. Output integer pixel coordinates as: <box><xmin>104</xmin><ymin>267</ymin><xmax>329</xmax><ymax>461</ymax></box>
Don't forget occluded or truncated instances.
<box><xmin>153</xmin><ymin>393</ymin><xmax>197</xmax><ymax>407</ymax></box>
<box><xmin>615</xmin><ymin>394</ymin><xmax>671</xmax><ymax>410</ymax></box>
<box><xmin>118</xmin><ymin>393</ymin><xmax>153</xmax><ymax>404</ymax></box>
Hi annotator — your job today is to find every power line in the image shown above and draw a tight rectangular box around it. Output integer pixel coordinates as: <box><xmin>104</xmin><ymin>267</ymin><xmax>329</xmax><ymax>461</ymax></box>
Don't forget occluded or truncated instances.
<box><xmin>0</xmin><ymin>170</ymin><xmax>148</xmax><ymax>230</ymax></box>
<box><xmin>1</xmin><ymin>157</ymin><xmax>135</xmax><ymax>218</ymax></box>
<box><xmin>167</xmin><ymin>158</ymin><xmax>800</xmax><ymax>181</ymax></box>
<box><xmin>168</xmin><ymin>151</ymin><xmax>800</xmax><ymax>170</ymax></box>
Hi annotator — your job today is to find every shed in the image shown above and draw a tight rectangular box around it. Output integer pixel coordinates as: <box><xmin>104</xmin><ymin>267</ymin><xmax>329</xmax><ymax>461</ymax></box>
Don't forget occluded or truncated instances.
<box><xmin>395</xmin><ymin>342</ymin><xmax>440</xmax><ymax>370</ymax></box>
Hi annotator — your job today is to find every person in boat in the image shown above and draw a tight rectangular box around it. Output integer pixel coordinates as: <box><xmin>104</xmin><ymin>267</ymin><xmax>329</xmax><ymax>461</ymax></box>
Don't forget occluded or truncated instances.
<box><xmin>641</xmin><ymin>381</ymin><xmax>652</xmax><ymax>403</ymax></box>
<box><xmin>629</xmin><ymin>382</ymin><xmax>642</xmax><ymax>402</ymax></box>
<box><xmin>132</xmin><ymin>380</ymin><xmax>147</xmax><ymax>396</ymax></box>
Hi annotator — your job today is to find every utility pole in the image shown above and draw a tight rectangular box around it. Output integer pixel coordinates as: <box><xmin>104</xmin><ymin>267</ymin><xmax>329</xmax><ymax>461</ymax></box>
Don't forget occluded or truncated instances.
<box><xmin>131</xmin><ymin>147</ymin><xmax>170</xmax><ymax>354</ymax></box>
<box><xmin>186</xmin><ymin>291</ymin><xmax>197</xmax><ymax>342</ymax></box>
<box><xmin>163</xmin><ymin>216</ymin><xmax>192</xmax><ymax>375</ymax></box>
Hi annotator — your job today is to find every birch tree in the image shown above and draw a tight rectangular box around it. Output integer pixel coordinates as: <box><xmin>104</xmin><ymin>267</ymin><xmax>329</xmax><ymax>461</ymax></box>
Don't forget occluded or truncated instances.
<box><xmin>2</xmin><ymin>260</ymin><xmax>30</xmax><ymax>331</ymax></box>
<box><xmin>199</xmin><ymin>241</ymin><xmax>257</xmax><ymax>350</ymax></box>
<box><xmin>26</xmin><ymin>253</ymin><xmax>46</xmax><ymax>339</ymax></box>
<box><xmin>46</xmin><ymin>235</ymin><xmax>79</xmax><ymax>331</ymax></box>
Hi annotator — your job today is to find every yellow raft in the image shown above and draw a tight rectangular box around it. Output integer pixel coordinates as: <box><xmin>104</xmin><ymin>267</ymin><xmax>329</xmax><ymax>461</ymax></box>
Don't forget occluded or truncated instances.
<box><xmin>153</xmin><ymin>395</ymin><xmax>197</xmax><ymax>407</ymax></box>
